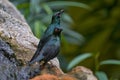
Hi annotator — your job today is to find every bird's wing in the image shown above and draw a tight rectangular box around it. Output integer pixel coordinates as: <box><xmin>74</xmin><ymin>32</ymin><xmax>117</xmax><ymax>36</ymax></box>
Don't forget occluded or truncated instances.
<box><xmin>43</xmin><ymin>43</ymin><xmax>60</xmax><ymax>61</ymax></box>
<box><xmin>46</xmin><ymin>46</ymin><xmax>60</xmax><ymax>60</ymax></box>
<box><xmin>29</xmin><ymin>35</ymin><xmax>51</xmax><ymax>62</ymax></box>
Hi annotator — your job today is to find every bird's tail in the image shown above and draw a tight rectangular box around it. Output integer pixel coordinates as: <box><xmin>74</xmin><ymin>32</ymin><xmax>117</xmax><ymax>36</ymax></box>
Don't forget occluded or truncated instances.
<box><xmin>27</xmin><ymin>60</ymin><xmax>35</xmax><ymax>66</ymax></box>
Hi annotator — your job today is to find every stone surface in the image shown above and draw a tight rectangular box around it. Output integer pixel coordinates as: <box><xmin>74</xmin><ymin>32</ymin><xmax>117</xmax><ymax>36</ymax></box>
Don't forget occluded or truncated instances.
<box><xmin>68</xmin><ymin>66</ymin><xmax>97</xmax><ymax>80</ymax></box>
<box><xmin>0</xmin><ymin>0</ymin><xmax>26</xmax><ymax>22</ymax></box>
<box><xmin>31</xmin><ymin>66</ymin><xmax>98</xmax><ymax>80</ymax></box>
<box><xmin>0</xmin><ymin>9</ymin><xmax>38</xmax><ymax>61</ymax></box>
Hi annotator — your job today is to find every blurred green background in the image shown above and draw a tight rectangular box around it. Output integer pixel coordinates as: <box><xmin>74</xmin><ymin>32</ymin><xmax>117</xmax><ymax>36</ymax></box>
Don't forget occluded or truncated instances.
<box><xmin>10</xmin><ymin>0</ymin><xmax>120</xmax><ymax>80</ymax></box>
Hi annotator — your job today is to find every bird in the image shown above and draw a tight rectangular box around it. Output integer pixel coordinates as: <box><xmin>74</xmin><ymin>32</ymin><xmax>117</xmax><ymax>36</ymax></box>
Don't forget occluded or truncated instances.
<box><xmin>29</xmin><ymin>27</ymin><xmax>62</xmax><ymax>66</ymax></box>
<box><xmin>29</xmin><ymin>10</ymin><xmax>64</xmax><ymax>63</ymax></box>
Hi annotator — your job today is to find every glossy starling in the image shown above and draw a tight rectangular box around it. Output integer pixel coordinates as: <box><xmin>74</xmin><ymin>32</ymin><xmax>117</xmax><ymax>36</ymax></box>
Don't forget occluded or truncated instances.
<box><xmin>29</xmin><ymin>27</ymin><xmax>62</xmax><ymax>65</ymax></box>
<box><xmin>29</xmin><ymin>10</ymin><xmax>64</xmax><ymax>63</ymax></box>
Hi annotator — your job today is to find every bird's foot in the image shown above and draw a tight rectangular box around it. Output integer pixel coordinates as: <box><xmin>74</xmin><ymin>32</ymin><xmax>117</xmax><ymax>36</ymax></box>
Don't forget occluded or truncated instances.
<box><xmin>39</xmin><ymin>61</ymin><xmax>46</xmax><ymax>70</ymax></box>
<box><xmin>47</xmin><ymin>62</ymin><xmax>55</xmax><ymax>69</ymax></box>
<box><xmin>40</xmin><ymin>61</ymin><xmax>45</xmax><ymax>65</ymax></box>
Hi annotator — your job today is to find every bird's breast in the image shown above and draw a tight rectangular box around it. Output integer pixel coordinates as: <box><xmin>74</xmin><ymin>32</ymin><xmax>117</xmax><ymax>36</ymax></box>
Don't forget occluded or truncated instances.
<box><xmin>49</xmin><ymin>36</ymin><xmax>60</xmax><ymax>46</ymax></box>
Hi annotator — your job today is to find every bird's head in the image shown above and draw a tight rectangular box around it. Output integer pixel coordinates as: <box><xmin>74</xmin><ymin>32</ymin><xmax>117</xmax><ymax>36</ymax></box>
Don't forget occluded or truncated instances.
<box><xmin>51</xmin><ymin>10</ymin><xmax>64</xmax><ymax>24</ymax></box>
<box><xmin>53</xmin><ymin>27</ymin><xmax>62</xmax><ymax>35</ymax></box>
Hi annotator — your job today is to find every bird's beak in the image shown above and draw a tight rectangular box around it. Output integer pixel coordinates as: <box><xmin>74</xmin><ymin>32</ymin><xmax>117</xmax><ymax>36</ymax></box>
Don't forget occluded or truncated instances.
<box><xmin>54</xmin><ymin>9</ymin><xmax>64</xmax><ymax>17</ymax></box>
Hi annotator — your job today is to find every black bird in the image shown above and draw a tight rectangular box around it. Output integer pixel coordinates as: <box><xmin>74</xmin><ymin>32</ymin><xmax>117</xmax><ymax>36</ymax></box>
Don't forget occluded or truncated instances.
<box><xmin>29</xmin><ymin>27</ymin><xmax>62</xmax><ymax>65</ymax></box>
<box><xmin>29</xmin><ymin>10</ymin><xmax>64</xmax><ymax>63</ymax></box>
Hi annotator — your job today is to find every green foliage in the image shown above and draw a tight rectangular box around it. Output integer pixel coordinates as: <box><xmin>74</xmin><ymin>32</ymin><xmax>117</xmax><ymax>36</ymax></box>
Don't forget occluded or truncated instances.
<box><xmin>46</xmin><ymin>1</ymin><xmax>91</xmax><ymax>10</ymax></box>
<box><xmin>100</xmin><ymin>60</ymin><xmax>120</xmax><ymax>65</ymax></box>
<box><xmin>95</xmin><ymin>71</ymin><xmax>108</xmax><ymax>80</ymax></box>
<box><xmin>34</xmin><ymin>21</ymin><xmax>46</xmax><ymax>38</ymax></box>
<box><xmin>67</xmin><ymin>53</ymin><xmax>92</xmax><ymax>70</ymax></box>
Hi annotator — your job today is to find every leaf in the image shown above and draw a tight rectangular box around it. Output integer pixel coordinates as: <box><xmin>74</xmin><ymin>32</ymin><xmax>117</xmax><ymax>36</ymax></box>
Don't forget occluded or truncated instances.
<box><xmin>67</xmin><ymin>53</ymin><xmax>92</xmax><ymax>70</ymax></box>
<box><xmin>63</xmin><ymin>13</ymin><xmax>74</xmax><ymax>23</ymax></box>
<box><xmin>41</xmin><ymin>3</ymin><xmax>53</xmax><ymax>14</ymax></box>
<box><xmin>34</xmin><ymin>21</ymin><xmax>46</xmax><ymax>38</ymax></box>
<box><xmin>94</xmin><ymin>52</ymin><xmax>100</xmax><ymax>71</ymax></box>
<box><xmin>82</xmin><ymin>28</ymin><xmax>113</xmax><ymax>52</ymax></box>
<box><xmin>30</xmin><ymin>0</ymin><xmax>41</xmax><ymax>13</ymax></box>
<box><xmin>63</xmin><ymin>27</ymin><xmax>85</xmax><ymax>45</ymax></box>
<box><xmin>100</xmin><ymin>60</ymin><xmax>120</xmax><ymax>65</ymax></box>
<box><xmin>47</xmin><ymin>1</ymin><xmax>91</xmax><ymax>10</ymax></box>
<box><xmin>95</xmin><ymin>71</ymin><xmax>108</xmax><ymax>80</ymax></box>
<box><xmin>17</xmin><ymin>3</ymin><xmax>29</xmax><ymax>9</ymax></box>
<box><xmin>34</xmin><ymin>21</ymin><xmax>40</xmax><ymax>38</ymax></box>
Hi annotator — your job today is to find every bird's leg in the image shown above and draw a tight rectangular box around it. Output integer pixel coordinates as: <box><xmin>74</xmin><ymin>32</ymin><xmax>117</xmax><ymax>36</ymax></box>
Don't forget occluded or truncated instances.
<box><xmin>47</xmin><ymin>61</ymin><xmax>55</xmax><ymax>69</ymax></box>
<box><xmin>39</xmin><ymin>60</ymin><xmax>47</xmax><ymax>70</ymax></box>
<box><xmin>39</xmin><ymin>60</ymin><xmax>45</xmax><ymax>65</ymax></box>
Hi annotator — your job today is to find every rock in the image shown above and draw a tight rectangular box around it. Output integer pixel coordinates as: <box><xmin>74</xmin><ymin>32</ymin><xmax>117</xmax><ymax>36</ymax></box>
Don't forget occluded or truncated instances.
<box><xmin>30</xmin><ymin>65</ymin><xmax>97</xmax><ymax>80</ymax></box>
<box><xmin>30</xmin><ymin>74</ymin><xmax>58</xmax><ymax>80</ymax></box>
<box><xmin>68</xmin><ymin>66</ymin><xmax>98</xmax><ymax>80</ymax></box>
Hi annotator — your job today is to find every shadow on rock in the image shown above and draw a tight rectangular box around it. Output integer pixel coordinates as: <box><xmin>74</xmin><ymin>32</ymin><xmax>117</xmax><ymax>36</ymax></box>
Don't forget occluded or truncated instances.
<box><xmin>0</xmin><ymin>39</ymin><xmax>41</xmax><ymax>80</ymax></box>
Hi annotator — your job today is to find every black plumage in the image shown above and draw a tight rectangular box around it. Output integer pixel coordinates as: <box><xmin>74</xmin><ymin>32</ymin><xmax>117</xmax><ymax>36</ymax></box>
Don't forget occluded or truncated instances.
<box><xmin>29</xmin><ymin>10</ymin><xmax>63</xmax><ymax>63</ymax></box>
<box><xmin>29</xmin><ymin>28</ymin><xmax>62</xmax><ymax>65</ymax></box>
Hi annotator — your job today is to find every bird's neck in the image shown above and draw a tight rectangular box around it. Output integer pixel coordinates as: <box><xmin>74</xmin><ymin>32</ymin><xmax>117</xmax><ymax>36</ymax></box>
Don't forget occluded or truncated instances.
<box><xmin>51</xmin><ymin>20</ymin><xmax>60</xmax><ymax>25</ymax></box>
<box><xmin>54</xmin><ymin>34</ymin><xmax>61</xmax><ymax>37</ymax></box>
